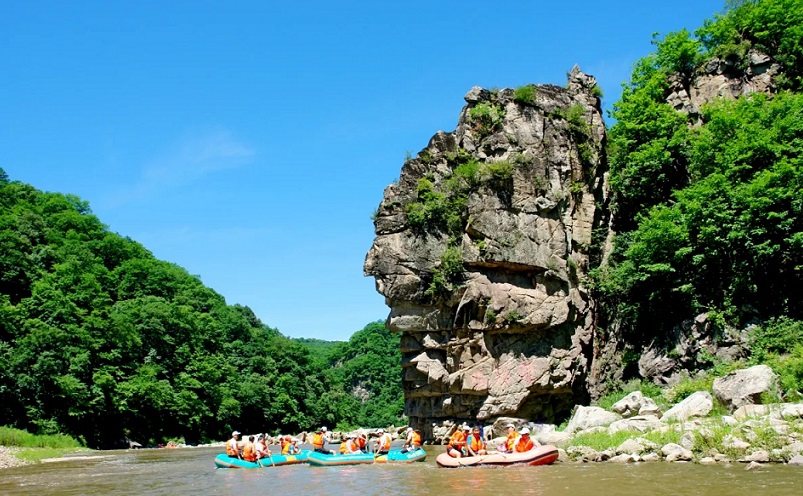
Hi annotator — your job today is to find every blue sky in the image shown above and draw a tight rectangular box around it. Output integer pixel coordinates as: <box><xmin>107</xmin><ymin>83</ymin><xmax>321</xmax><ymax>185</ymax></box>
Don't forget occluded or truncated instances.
<box><xmin>2</xmin><ymin>0</ymin><xmax>725</xmax><ymax>341</ymax></box>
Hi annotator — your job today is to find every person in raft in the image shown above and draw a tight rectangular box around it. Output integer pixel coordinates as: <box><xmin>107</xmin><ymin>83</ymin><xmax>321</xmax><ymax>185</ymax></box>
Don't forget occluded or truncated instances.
<box><xmin>374</xmin><ymin>428</ymin><xmax>392</xmax><ymax>455</ymax></box>
<box><xmin>497</xmin><ymin>423</ymin><xmax>517</xmax><ymax>452</ymax></box>
<box><xmin>445</xmin><ymin>425</ymin><xmax>467</xmax><ymax>458</ymax></box>
<box><xmin>291</xmin><ymin>438</ymin><xmax>301</xmax><ymax>454</ymax></box>
<box><xmin>340</xmin><ymin>434</ymin><xmax>358</xmax><ymax>454</ymax></box>
<box><xmin>242</xmin><ymin>435</ymin><xmax>257</xmax><ymax>462</ymax></box>
<box><xmin>312</xmin><ymin>426</ymin><xmax>332</xmax><ymax>454</ymax></box>
<box><xmin>226</xmin><ymin>430</ymin><xmax>242</xmax><ymax>459</ymax></box>
<box><xmin>255</xmin><ymin>435</ymin><xmax>271</xmax><ymax>461</ymax></box>
<box><xmin>466</xmin><ymin>425</ymin><xmax>488</xmax><ymax>456</ymax></box>
<box><xmin>284</xmin><ymin>437</ymin><xmax>301</xmax><ymax>455</ymax></box>
<box><xmin>514</xmin><ymin>427</ymin><xmax>539</xmax><ymax>452</ymax></box>
<box><xmin>355</xmin><ymin>433</ymin><xmax>368</xmax><ymax>453</ymax></box>
<box><xmin>401</xmin><ymin>427</ymin><xmax>422</xmax><ymax>452</ymax></box>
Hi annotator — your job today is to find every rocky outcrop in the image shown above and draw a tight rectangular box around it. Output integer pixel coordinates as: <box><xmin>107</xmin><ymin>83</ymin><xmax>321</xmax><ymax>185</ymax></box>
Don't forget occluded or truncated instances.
<box><xmin>666</xmin><ymin>49</ymin><xmax>781</xmax><ymax>123</ymax></box>
<box><xmin>638</xmin><ymin>313</ymin><xmax>748</xmax><ymax>386</ymax></box>
<box><xmin>365</xmin><ymin>67</ymin><xmax>609</xmax><ymax>436</ymax></box>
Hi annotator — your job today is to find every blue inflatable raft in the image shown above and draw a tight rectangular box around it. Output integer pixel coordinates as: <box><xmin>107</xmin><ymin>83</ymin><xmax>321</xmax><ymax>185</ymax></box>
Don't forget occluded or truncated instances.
<box><xmin>308</xmin><ymin>447</ymin><xmax>426</xmax><ymax>466</ymax></box>
<box><xmin>214</xmin><ymin>450</ymin><xmax>311</xmax><ymax>468</ymax></box>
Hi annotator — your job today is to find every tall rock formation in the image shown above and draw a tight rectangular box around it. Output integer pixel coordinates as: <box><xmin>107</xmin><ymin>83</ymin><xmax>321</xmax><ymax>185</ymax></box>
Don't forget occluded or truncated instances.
<box><xmin>364</xmin><ymin>67</ymin><xmax>610</xmax><ymax>436</ymax></box>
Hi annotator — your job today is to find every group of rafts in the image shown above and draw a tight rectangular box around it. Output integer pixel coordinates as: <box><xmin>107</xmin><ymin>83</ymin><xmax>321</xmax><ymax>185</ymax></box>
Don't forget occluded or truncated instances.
<box><xmin>214</xmin><ymin>426</ymin><xmax>558</xmax><ymax>469</ymax></box>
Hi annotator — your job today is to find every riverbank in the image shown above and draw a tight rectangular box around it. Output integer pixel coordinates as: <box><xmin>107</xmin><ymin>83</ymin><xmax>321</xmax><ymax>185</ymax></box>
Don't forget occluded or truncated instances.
<box><xmin>0</xmin><ymin>446</ymin><xmax>29</xmax><ymax>469</ymax></box>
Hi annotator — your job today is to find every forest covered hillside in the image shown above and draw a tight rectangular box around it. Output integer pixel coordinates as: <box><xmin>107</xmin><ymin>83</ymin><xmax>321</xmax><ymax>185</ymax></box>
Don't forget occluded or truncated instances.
<box><xmin>594</xmin><ymin>0</ymin><xmax>803</xmax><ymax>392</ymax></box>
<box><xmin>0</xmin><ymin>168</ymin><xmax>402</xmax><ymax>448</ymax></box>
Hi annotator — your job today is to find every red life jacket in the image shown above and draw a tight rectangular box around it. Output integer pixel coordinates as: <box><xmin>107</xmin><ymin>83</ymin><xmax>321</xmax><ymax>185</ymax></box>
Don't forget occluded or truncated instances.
<box><xmin>515</xmin><ymin>436</ymin><xmax>534</xmax><ymax>453</ymax></box>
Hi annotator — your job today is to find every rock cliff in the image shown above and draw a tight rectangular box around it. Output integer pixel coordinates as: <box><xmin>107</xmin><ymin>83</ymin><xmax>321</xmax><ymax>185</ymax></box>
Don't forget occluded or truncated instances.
<box><xmin>364</xmin><ymin>67</ymin><xmax>609</xmax><ymax>436</ymax></box>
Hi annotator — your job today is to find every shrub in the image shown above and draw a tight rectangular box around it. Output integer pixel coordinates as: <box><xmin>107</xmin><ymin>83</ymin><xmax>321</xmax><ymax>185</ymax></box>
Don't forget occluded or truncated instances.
<box><xmin>665</xmin><ymin>374</ymin><xmax>714</xmax><ymax>403</ymax></box>
<box><xmin>468</xmin><ymin>102</ymin><xmax>505</xmax><ymax>136</ymax></box>
<box><xmin>513</xmin><ymin>85</ymin><xmax>538</xmax><ymax>106</ymax></box>
<box><xmin>748</xmin><ymin>317</ymin><xmax>803</xmax><ymax>362</ymax></box>
<box><xmin>425</xmin><ymin>246</ymin><xmax>464</xmax><ymax>297</ymax></box>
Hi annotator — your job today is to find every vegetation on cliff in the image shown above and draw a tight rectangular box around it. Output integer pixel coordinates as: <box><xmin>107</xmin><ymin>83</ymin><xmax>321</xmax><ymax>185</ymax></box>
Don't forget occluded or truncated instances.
<box><xmin>0</xmin><ymin>170</ymin><xmax>402</xmax><ymax>448</ymax></box>
<box><xmin>597</xmin><ymin>0</ymin><xmax>803</xmax><ymax>392</ymax></box>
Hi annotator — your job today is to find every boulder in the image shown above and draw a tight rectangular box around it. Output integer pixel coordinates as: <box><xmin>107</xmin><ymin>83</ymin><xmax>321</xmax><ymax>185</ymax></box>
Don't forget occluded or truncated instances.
<box><xmin>607</xmin><ymin>415</ymin><xmax>663</xmax><ymax>434</ymax></box>
<box><xmin>660</xmin><ymin>443</ymin><xmax>693</xmax><ymax>462</ymax></box>
<box><xmin>713</xmin><ymin>365</ymin><xmax>780</xmax><ymax>411</ymax></box>
<box><xmin>564</xmin><ymin>406</ymin><xmax>621</xmax><ymax>433</ymax></box>
<box><xmin>610</xmin><ymin>391</ymin><xmax>662</xmax><ymax>418</ymax></box>
<box><xmin>662</xmin><ymin>391</ymin><xmax>713</xmax><ymax>422</ymax></box>
<box><xmin>615</xmin><ymin>437</ymin><xmax>658</xmax><ymax>455</ymax></box>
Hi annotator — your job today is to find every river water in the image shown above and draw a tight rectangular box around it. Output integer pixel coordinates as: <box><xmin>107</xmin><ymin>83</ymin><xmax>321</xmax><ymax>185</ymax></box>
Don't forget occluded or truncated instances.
<box><xmin>2</xmin><ymin>445</ymin><xmax>803</xmax><ymax>495</ymax></box>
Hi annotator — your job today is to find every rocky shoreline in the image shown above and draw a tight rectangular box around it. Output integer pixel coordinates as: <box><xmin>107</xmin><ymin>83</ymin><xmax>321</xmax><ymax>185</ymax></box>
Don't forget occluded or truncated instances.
<box><xmin>0</xmin><ymin>446</ymin><xmax>30</xmax><ymax>469</ymax></box>
<box><xmin>483</xmin><ymin>365</ymin><xmax>803</xmax><ymax>467</ymax></box>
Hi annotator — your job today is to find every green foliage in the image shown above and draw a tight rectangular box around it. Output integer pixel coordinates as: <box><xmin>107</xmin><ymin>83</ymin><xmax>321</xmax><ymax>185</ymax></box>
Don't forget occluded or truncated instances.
<box><xmin>665</xmin><ymin>374</ymin><xmax>714</xmax><ymax>404</ymax></box>
<box><xmin>652</xmin><ymin>29</ymin><xmax>702</xmax><ymax>84</ymax></box>
<box><xmin>468</xmin><ymin>102</ymin><xmax>505</xmax><ymax>136</ymax></box>
<box><xmin>0</xmin><ymin>173</ymin><xmax>403</xmax><ymax>447</ymax></box>
<box><xmin>426</xmin><ymin>246</ymin><xmax>464</xmax><ymax>298</ymax></box>
<box><xmin>600</xmin><ymin>87</ymin><xmax>803</xmax><ymax>341</ymax></box>
<box><xmin>593</xmin><ymin>379</ymin><xmax>666</xmax><ymax>411</ymax></box>
<box><xmin>405</xmin><ymin>153</ymin><xmax>514</xmax><ymax>235</ymax></box>
<box><xmin>316</xmin><ymin>322</ymin><xmax>404</xmax><ymax>429</ymax></box>
<box><xmin>697</xmin><ymin>0</ymin><xmax>803</xmax><ymax>90</ymax></box>
<box><xmin>513</xmin><ymin>85</ymin><xmax>538</xmax><ymax>106</ymax></box>
<box><xmin>503</xmin><ymin>310</ymin><xmax>523</xmax><ymax>324</ymax></box>
<box><xmin>0</xmin><ymin>426</ymin><xmax>83</xmax><ymax>448</ymax></box>
<box><xmin>748</xmin><ymin>317</ymin><xmax>803</xmax><ymax>362</ymax></box>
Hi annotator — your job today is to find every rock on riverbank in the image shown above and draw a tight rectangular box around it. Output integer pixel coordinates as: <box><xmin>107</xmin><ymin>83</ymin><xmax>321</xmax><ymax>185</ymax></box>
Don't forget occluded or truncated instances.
<box><xmin>0</xmin><ymin>446</ymin><xmax>29</xmax><ymax>469</ymax></box>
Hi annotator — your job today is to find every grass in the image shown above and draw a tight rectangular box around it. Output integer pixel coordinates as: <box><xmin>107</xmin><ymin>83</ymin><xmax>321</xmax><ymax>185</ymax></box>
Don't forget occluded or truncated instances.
<box><xmin>1</xmin><ymin>426</ymin><xmax>89</xmax><ymax>463</ymax></box>
<box><xmin>0</xmin><ymin>426</ymin><xmax>83</xmax><ymax>449</ymax></box>
<box><xmin>13</xmin><ymin>447</ymin><xmax>92</xmax><ymax>463</ymax></box>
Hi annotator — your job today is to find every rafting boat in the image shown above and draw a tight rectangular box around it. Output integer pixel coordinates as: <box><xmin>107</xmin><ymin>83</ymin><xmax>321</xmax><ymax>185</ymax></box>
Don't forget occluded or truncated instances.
<box><xmin>308</xmin><ymin>447</ymin><xmax>427</xmax><ymax>466</ymax></box>
<box><xmin>214</xmin><ymin>450</ymin><xmax>311</xmax><ymax>469</ymax></box>
<box><xmin>435</xmin><ymin>445</ymin><xmax>559</xmax><ymax>468</ymax></box>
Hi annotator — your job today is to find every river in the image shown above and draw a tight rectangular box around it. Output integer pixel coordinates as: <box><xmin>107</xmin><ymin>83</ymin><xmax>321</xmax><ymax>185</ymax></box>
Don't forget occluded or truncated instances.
<box><xmin>2</xmin><ymin>446</ymin><xmax>803</xmax><ymax>495</ymax></box>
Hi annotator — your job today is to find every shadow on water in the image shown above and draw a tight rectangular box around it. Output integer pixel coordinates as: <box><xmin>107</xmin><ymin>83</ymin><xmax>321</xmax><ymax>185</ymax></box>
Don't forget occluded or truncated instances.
<box><xmin>2</xmin><ymin>446</ymin><xmax>803</xmax><ymax>495</ymax></box>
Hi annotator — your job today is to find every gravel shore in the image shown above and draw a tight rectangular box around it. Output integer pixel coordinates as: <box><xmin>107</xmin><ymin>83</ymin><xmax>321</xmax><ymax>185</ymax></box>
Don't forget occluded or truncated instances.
<box><xmin>0</xmin><ymin>446</ymin><xmax>30</xmax><ymax>469</ymax></box>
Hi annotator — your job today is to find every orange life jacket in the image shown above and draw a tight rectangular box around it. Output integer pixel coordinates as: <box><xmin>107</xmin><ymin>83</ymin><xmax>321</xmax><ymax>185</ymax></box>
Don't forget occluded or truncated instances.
<box><xmin>412</xmin><ymin>431</ymin><xmax>422</xmax><ymax>447</ymax></box>
<box><xmin>515</xmin><ymin>436</ymin><xmax>534</xmax><ymax>453</ymax></box>
<box><xmin>378</xmin><ymin>433</ymin><xmax>391</xmax><ymax>452</ymax></box>
<box><xmin>355</xmin><ymin>436</ymin><xmax>368</xmax><ymax>449</ymax></box>
<box><xmin>340</xmin><ymin>440</ymin><xmax>350</xmax><ymax>454</ymax></box>
<box><xmin>312</xmin><ymin>432</ymin><xmax>325</xmax><ymax>449</ymax></box>
<box><xmin>448</xmin><ymin>431</ymin><xmax>466</xmax><ymax>449</ymax></box>
<box><xmin>468</xmin><ymin>435</ymin><xmax>485</xmax><ymax>452</ymax></box>
<box><xmin>226</xmin><ymin>439</ymin><xmax>239</xmax><ymax>456</ymax></box>
<box><xmin>505</xmin><ymin>432</ymin><xmax>517</xmax><ymax>451</ymax></box>
<box><xmin>243</xmin><ymin>442</ymin><xmax>256</xmax><ymax>462</ymax></box>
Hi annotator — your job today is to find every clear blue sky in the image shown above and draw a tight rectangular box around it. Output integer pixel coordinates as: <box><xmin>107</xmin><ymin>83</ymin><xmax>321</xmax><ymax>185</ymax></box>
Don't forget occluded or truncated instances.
<box><xmin>2</xmin><ymin>1</ymin><xmax>725</xmax><ymax>341</ymax></box>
